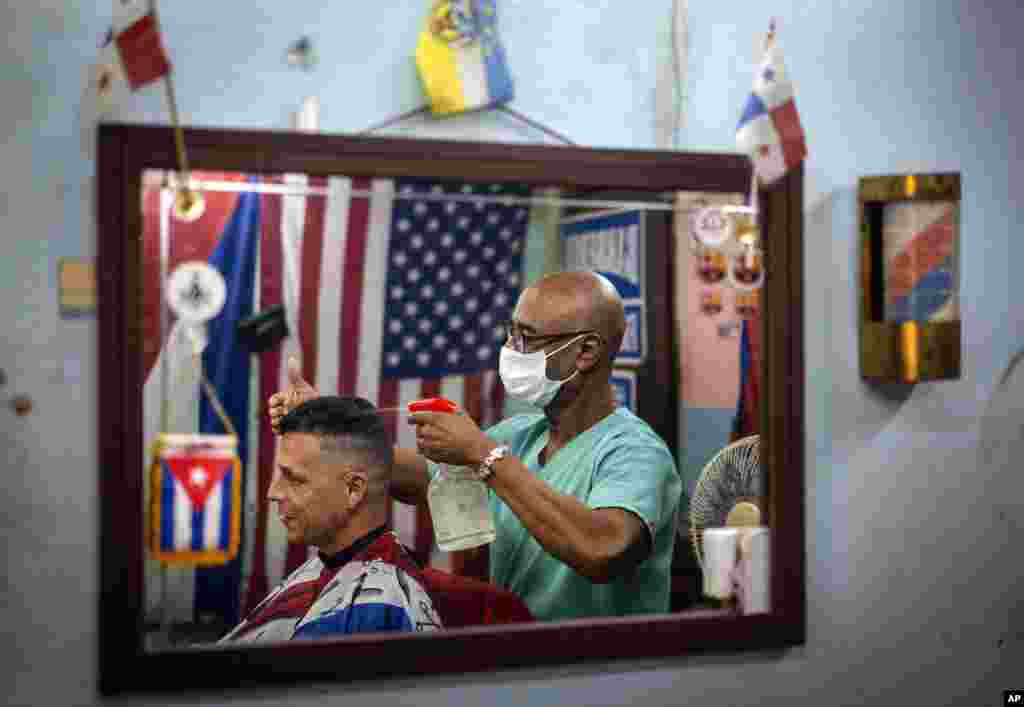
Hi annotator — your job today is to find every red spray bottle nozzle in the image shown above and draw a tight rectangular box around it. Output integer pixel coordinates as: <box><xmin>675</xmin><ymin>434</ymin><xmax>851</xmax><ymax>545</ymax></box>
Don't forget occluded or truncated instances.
<box><xmin>407</xmin><ymin>397</ymin><xmax>459</xmax><ymax>414</ymax></box>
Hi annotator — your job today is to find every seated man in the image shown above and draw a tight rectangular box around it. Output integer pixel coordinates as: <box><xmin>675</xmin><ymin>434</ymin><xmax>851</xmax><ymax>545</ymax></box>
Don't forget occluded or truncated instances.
<box><xmin>220</xmin><ymin>396</ymin><xmax>442</xmax><ymax>643</ymax></box>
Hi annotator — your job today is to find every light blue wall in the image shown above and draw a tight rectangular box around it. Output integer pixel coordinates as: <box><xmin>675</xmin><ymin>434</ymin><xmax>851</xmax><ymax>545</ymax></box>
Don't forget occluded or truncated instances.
<box><xmin>2</xmin><ymin>1</ymin><xmax>1022</xmax><ymax>705</ymax></box>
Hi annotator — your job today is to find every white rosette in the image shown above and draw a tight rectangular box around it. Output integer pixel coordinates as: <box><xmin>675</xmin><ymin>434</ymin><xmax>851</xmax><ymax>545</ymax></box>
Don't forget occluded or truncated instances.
<box><xmin>165</xmin><ymin>262</ymin><xmax>227</xmax><ymax>356</ymax></box>
<box><xmin>690</xmin><ymin>206</ymin><xmax>735</xmax><ymax>249</ymax></box>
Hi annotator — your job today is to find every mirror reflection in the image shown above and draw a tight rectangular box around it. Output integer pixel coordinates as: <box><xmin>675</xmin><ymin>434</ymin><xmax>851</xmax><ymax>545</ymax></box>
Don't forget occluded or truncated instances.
<box><xmin>139</xmin><ymin>169</ymin><xmax>768</xmax><ymax>650</ymax></box>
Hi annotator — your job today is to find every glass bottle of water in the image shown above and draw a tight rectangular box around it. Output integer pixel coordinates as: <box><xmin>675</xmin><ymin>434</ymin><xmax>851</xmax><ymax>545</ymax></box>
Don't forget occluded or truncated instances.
<box><xmin>427</xmin><ymin>465</ymin><xmax>495</xmax><ymax>552</ymax></box>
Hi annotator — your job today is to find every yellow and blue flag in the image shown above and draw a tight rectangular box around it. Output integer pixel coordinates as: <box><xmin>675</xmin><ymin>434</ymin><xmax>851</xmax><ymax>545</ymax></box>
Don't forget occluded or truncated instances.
<box><xmin>416</xmin><ymin>0</ymin><xmax>514</xmax><ymax>116</ymax></box>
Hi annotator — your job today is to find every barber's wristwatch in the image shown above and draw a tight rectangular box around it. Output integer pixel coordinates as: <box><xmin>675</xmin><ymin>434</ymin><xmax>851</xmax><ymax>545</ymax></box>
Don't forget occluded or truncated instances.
<box><xmin>476</xmin><ymin>444</ymin><xmax>509</xmax><ymax>481</ymax></box>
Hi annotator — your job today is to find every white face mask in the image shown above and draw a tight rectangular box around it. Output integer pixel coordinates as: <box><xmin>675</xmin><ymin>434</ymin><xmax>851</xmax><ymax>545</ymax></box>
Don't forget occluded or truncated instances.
<box><xmin>498</xmin><ymin>334</ymin><xmax>588</xmax><ymax>409</ymax></box>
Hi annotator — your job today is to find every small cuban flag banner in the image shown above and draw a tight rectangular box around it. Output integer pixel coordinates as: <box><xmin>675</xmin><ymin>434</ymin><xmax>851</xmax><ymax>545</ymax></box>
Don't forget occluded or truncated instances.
<box><xmin>735</xmin><ymin>23</ymin><xmax>807</xmax><ymax>185</ymax></box>
<box><xmin>149</xmin><ymin>433</ymin><xmax>241</xmax><ymax>566</ymax></box>
<box><xmin>416</xmin><ymin>0</ymin><xmax>515</xmax><ymax>116</ymax></box>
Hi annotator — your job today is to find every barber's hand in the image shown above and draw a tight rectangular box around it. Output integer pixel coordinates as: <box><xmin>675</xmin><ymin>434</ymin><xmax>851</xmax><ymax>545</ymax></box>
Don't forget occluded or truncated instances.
<box><xmin>407</xmin><ymin>409</ymin><xmax>495</xmax><ymax>468</ymax></box>
<box><xmin>268</xmin><ymin>357</ymin><xmax>319</xmax><ymax>433</ymax></box>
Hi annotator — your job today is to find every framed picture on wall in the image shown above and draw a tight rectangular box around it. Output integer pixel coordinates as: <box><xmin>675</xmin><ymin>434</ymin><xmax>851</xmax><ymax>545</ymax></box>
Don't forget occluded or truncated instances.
<box><xmin>560</xmin><ymin>209</ymin><xmax>646</xmax><ymax>367</ymax></box>
<box><xmin>610</xmin><ymin>368</ymin><xmax>638</xmax><ymax>412</ymax></box>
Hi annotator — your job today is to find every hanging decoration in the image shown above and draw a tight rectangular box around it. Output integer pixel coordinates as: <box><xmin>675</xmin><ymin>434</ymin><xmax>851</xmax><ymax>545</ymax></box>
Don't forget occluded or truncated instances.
<box><xmin>690</xmin><ymin>206</ymin><xmax>760</xmax><ymax>290</ymax></box>
<box><xmin>699</xmin><ymin>289</ymin><xmax>724</xmax><ymax>316</ymax></box>
<box><xmin>734</xmin><ymin>290</ymin><xmax>760</xmax><ymax>319</ymax></box>
<box><xmin>415</xmin><ymin>0</ymin><xmax>515</xmax><ymax>116</ymax></box>
<box><xmin>735</xmin><ymin>19</ymin><xmax>807</xmax><ymax>186</ymax></box>
<box><xmin>285</xmin><ymin>36</ymin><xmax>318</xmax><ymax>70</ymax></box>
<box><xmin>686</xmin><ymin>18</ymin><xmax>805</xmax><ymax>314</ymax></box>
<box><xmin>82</xmin><ymin>2</ymin><xmax>201</xmax><ymax>220</ymax></box>
<box><xmin>149</xmin><ymin>433</ymin><xmax>242</xmax><ymax>566</ymax></box>
<box><xmin>165</xmin><ymin>261</ymin><xmax>227</xmax><ymax>353</ymax></box>
<box><xmin>150</xmin><ymin>261</ymin><xmax>241</xmax><ymax>566</ymax></box>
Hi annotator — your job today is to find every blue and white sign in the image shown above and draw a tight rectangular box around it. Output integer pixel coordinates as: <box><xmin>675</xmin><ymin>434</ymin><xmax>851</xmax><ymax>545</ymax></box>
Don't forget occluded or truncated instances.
<box><xmin>619</xmin><ymin>302</ymin><xmax>645</xmax><ymax>365</ymax></box>
<box><xmin>561</xmin><ymin>209</ymin><xmax>643</xmax><ymax>297</ymax></box>
<box><xmin>561</xmin><ymin>209</ymin><xmax>646</xmax><ymax>366</ymax></box>
<box><xmin>610</xmin><ymin>368</ymin><xmax>638</xmax><ymax>412</ymax></box>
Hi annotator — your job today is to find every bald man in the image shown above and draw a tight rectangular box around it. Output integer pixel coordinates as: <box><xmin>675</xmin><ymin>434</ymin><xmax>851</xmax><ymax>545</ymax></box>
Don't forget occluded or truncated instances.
<box><xmin>269</xmin><ymin>271</ymin><xmax>681</xmax><ymax>621</ymax></box>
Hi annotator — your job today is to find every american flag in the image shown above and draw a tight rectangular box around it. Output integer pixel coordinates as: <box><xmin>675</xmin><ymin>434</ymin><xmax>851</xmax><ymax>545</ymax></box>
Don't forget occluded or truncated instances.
<box><xmin>142</xmin><ymin>173</ymin><xmax>530</xmax><ymax>625</ymax></box>
<box><xmin>245</xmin><ymin>174</ymin><xmax>528</xmax><ymax>613</ymax></box>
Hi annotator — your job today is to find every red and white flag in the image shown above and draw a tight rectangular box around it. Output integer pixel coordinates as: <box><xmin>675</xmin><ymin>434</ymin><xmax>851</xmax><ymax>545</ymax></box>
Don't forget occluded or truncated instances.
<box><xmin>81</xmin><ymin>3</ymin><xmax>171</xmax><ymax>155</ymax></box>
<box><xmin>110</xmin><ymin>1</ymin><xmax>172</xmax><ymax>90</ymax></box>
<box><xmin>735</xmin><ymin>28</ymin><xmax>806</xmax><ymax>185</ymax></box>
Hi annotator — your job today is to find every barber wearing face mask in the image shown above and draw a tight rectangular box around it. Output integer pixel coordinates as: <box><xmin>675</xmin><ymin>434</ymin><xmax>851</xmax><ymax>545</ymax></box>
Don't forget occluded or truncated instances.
<box><xmin>269</xmin><ymin>271</ymin><xmax>681</xmax><ymax>621</ymax></box>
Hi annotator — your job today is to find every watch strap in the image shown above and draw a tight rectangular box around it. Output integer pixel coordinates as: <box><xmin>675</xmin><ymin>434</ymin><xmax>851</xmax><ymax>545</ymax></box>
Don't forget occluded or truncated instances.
<box><xmin>477</xmin><ymin>444</ymin><xmax>508</xmax><ymax>481</ymax></box>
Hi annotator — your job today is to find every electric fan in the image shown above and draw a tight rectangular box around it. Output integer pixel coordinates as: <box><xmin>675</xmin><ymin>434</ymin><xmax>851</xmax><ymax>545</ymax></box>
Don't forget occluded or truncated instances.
<box><xmin>688</xmin><ymin>434</ymin><xmax>764</xmax><ymax>567</ymax></box>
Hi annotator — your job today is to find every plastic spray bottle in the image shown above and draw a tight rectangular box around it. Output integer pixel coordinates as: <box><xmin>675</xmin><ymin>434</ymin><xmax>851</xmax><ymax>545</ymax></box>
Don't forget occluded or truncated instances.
<box><xmin>410</xmin><ymin>397</ymin><xmax>496</xmax><ymax>552</ymax></box>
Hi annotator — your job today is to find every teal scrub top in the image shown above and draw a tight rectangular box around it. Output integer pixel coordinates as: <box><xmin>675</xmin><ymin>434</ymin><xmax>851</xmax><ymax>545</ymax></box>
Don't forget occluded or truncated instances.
<box><xmin>431</xmin><ymin>408</ymin><xmax>681</xmax><ymax>621</ymax></box>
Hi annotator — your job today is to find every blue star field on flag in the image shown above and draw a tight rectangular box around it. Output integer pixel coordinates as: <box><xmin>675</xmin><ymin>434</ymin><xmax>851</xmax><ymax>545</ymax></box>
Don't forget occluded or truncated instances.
<box><xmin>381</xmin><ymin>179</ymin><xmax>530</xmax><ymax>380</ymax></box>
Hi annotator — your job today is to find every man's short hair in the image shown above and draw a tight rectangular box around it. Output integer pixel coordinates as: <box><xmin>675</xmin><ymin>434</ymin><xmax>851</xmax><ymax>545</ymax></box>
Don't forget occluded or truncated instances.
<box><xmin>278</xmin><ymin>396</ymin><xmax>393</xmax><ymax>470</ymax></box>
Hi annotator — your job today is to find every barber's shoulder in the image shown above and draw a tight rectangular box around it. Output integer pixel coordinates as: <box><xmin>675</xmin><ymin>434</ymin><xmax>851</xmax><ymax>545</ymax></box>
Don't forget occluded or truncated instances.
<box><xmin>598</xmin><ymin>409</ymin><xmax>675</xmax><ymax>462</ymax></box>
<box><xmin>606</xmin><ymin>408</ymin><xmax>664</xmax><ymax>441</ymax></box>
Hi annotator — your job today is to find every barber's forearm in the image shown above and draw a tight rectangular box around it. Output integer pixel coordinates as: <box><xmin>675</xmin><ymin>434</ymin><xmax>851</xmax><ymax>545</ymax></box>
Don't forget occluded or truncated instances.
<box><xmin>486</xmin><ymin>455</ymin><xmax>628</xmax><ymax>583</ymax></box>
<box><xmin>391</xmin><ymin>447</ymin><xmax>430</xmax><ymax>506</ymax></box>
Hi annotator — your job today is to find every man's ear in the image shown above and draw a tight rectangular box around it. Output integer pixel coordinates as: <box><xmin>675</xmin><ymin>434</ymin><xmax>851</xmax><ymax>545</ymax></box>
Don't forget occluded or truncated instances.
<box><xmin>576</xmin><ymin>334</ymin><xmax>605</xmax><ymax>372</ymax></box>
<box><xmin>345</xmin><ymin>469</ymin><xmax>369</xmax><ymax>505</ymax></box>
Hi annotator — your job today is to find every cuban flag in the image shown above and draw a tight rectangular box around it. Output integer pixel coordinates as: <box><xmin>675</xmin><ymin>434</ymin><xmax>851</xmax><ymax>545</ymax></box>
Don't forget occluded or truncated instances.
<box><xmin>416</xmin><ymin>0</ymin><xmax>515</xmax><ymax>116</ymax></box>
<box><xmin>150</xmin><ymin>435</ymin><xmax>241</xmax><ymax>565</ymax></box>
<box><xmin>735</xmin><ymin>36</ymin><xmax>807</xmax><ymax>185</ymax></box>
<box><xmin>883</xmin><ymin>202</ymin><xmax>958</xmax><ymax>322</ymax></box>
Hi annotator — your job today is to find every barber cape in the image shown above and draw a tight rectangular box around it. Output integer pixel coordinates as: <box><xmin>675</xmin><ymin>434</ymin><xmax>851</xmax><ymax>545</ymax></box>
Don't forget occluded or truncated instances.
<box><xmin>219</xmin><ymin>529</ymin><xmax>442</xmax><ymax>642</ymax></box>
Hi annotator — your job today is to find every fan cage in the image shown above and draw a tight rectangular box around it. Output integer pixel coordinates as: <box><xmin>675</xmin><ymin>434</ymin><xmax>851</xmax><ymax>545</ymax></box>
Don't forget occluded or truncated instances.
<box><xmin>688</xmin><ymin>434</ymin><xmax>762</xmax><ymax>568</ymax></box>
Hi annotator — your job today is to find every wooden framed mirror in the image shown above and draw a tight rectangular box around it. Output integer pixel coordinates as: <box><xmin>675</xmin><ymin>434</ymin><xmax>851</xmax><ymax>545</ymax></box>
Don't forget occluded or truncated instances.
<box><xmin>97</xmin><ymin>123</ymin><xmax>804</xmax><ymax>694</ymax></box>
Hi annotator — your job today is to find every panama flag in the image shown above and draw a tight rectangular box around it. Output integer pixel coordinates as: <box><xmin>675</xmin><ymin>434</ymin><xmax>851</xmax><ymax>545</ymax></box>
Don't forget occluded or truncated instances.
<box><xmin>416</xmin><ymin>0</ymin><xmax>514</xmax><ymax>115</ymax></box>
<box><xmin>150</xmin><ymin>435</ymin><xmax>241</xmax><ymax>565</ymax></box>
<box><xmin>735</xmin><ymin>34</ymin><xmax>807</xmax><ymax>185</ymax></box>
